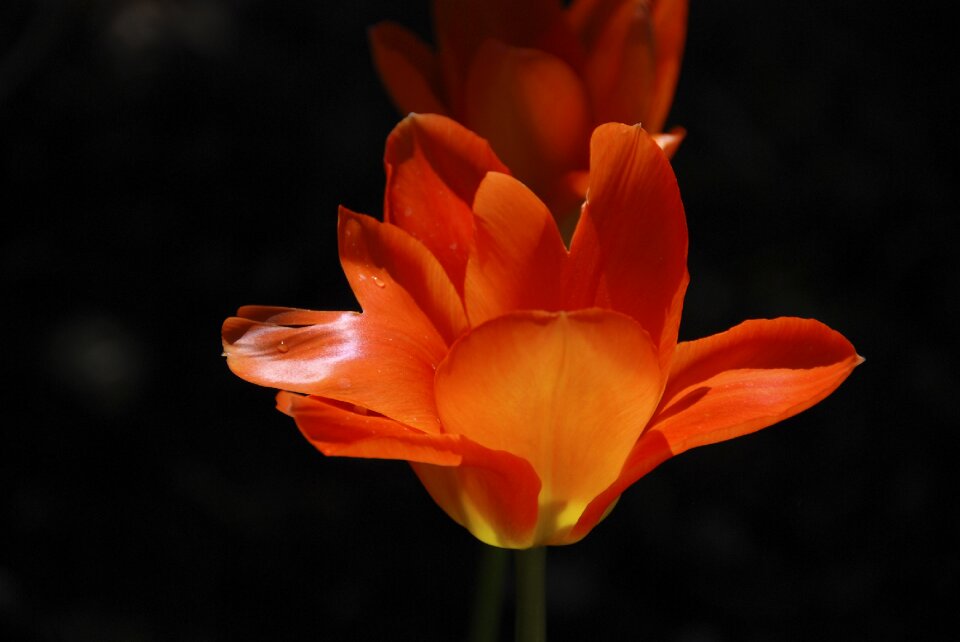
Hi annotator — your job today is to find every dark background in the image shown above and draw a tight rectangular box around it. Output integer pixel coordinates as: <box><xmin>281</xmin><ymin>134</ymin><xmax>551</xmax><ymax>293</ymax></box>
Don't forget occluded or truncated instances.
<box><xmin>2</xmin><ymin>1</ymin><xmax>956</xmax><ymax>640</ymax></box>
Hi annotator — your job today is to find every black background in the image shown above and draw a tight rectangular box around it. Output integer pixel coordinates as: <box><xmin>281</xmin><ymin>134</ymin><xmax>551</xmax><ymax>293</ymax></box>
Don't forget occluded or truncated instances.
<box><xmin>2</xmin><ymin>1</ymin><xmax>956</xmax><ymax>640</ymax></box>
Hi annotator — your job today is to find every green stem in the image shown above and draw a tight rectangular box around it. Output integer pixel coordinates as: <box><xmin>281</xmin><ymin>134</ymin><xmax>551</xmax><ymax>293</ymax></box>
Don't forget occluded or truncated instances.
<box><xmin>514</xmin><ymin>547</ymin><xmax>547</xmax><ymax>642</ymax></box>
<box><xmin>468</xmin><ymin>544</ymin><xmax>508</xmax><ymax>642</ymax></box>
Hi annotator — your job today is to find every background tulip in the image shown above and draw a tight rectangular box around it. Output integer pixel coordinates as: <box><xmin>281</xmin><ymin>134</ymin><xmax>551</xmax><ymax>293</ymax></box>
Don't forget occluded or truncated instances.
<box><xmin>370</xmin><ymin>0</ymin><xmax>689</xmax><ymax>221</ymax></box>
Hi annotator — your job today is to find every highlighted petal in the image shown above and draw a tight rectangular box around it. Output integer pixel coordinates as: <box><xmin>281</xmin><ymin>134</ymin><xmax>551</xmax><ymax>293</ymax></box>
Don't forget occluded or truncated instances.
<box><xmin>339</xmin><ymin>208</ymin><xmax>467</xmax><ymax>345</ymax></box>
<box><xmin>464</xmin><ymin>172</ymin><xmax>567</xmax><ymax>325</ymax></box>
<box><xmin>280</xmin><ymin>391</ymin><xmax>542</xmax><ymax>548</ymax></box>
<box><xmin>384</xmin><ymin>114</ymin><xmax>509</xmax><ymax>293</ymax></box>
<box><xmin>567</xmin><ymin>123</ymin><xmax>688</xmax><ymax>371</ymax></box>
<box><xmin>435</xmin><ymin>309</ymin><xmax>662</xmax><ymax>545</ymax></box>
<box><xmin>222</xmin><ymin>307</ymin><xmax>444</xmax><ymax>433</ymax></box>
<box><xmin>463</xmin><ymin>40</ymin><xmax>592</xmax><ymax>209</ymax></box>
<box><xmin>570</xmin><ymin>317</ymin><xmax>860</xmax><ymax>541</ymax></box>
<box><xmin>654</xmin><ymin>126</ymin><xmax>686</xmax><ymax>159</ymax></box>
<box><xmin>368</xmin><ymin>22</ymin><xmax>448</xmax><ymax>116</ymax></box>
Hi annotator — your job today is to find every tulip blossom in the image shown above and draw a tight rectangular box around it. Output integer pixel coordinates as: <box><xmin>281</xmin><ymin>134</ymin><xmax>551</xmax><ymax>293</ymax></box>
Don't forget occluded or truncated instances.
<box><xmin>222</xmin><ymin>114</ymin><xmax>860</xmax><ymax>549</ymax></box>
<box><xmin>369</xmin><ymin>0</ymin><xmax>689</xmax><ymax>220</ymax></box>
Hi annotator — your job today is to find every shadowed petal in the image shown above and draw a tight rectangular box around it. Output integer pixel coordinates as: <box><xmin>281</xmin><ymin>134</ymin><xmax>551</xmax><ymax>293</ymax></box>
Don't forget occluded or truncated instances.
<box><xmin>279</xmin><ymin>393</ymin><xmax>460</xmax><ymax>463</ymax></box>
<box><xmin>435</xmin><ymin>309</ymin><xmax>662</xmax><ymax>546</ymax></box>
<box><xmin>463</xmin><ymin>40</ymin><xmax>592</xmax><ymax>209</ymax></box>
<box><xmin>569</xmin><ymin>0</ymin><xmax>687</xmax><ymax>131</ymax></box>
<box><xmin>339</xmin><ymin>208</ymin><xmax>468</xmax><ymax>345</ymax></box>
<box><xmin>412</xmin><ymin>454</ymin><xmax>542</xmax><ymax>550</ymax></box>
<box><xmin>222</xmin><ymin>307</ymin><xmax>444</xmax><ymax>433</ymax></box>
<box><xmin>384</xmin><ymin>114</ymin><xmax>510</xmax><ymax>294</ymax></box>
<box><xmin>433</xmin><ymin>0</ymin><xmax>565</xmax><ymax>113</ymax></box>
<box><xmin>569</xmin><ymin>317</ymin><xmax>861</xmax><ymax>541</ymax></box>
<box><xmin>569</xmin><ymin>0</ymin><xmax>656</xmax><ymax>125</ymax></box>
<box><xmin>647</xmin><ymin>0</ymin><xmax>689</xmax><ymax>133</ymax></box>
<box><xmin>368</xmin><ymin>21</ymin><xmax>448</xmax><ymax>116</ymax></box>
<box><xmin>280</xmin><ymin>391</ymin><xmax>542</xmax><ymax>548</ymax></box>
<box><xmin>566</xmin><ymin>122</ymin><xmax>688</xmax><ymax>371</ymax></box>
<box><xmin>464</xmin><ymin>172</ymin><xmax>567</xmax><ymax>325</ymax></box>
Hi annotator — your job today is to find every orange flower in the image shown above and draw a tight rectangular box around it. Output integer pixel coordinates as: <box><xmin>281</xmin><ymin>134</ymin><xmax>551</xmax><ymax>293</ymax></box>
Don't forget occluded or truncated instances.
<box><xmin>369</xmin><ymin>0</ymin><xmax>688</xmax><ymax>220</ymax></box>
<box><xmin>222</xmin><ymin>115</ymin><xmax>860</xmax><ymax>549</ymax></box>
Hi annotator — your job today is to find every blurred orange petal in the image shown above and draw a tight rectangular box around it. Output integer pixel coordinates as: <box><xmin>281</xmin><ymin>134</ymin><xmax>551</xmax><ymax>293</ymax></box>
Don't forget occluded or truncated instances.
<box><xmin>647</xmin><ymin>0</ymin><xmax>689</xmax><ymax>133</ymax></box>
<box><xmin>654</xmin><ymin>125</ymin><xmax>686</xmax><ymax>158</ymax></box>
<box><xmin>433</xmin><ymin>0</ymin><xmax>565</xmax><ymax>110</ymax></box>
<box><xmin>463</xmin><ymin>40</ymin><xmax>592</xmax><ymax>207</ymax></box>
<box><xmin>571</xmin><ymin>0</ymin><xmax>656</xmax><ymax>125</ymax></box>
<box><xmin>368</xmin><ymin>21</ymin><xmax>448</xmax><ymax>115</ymax></box>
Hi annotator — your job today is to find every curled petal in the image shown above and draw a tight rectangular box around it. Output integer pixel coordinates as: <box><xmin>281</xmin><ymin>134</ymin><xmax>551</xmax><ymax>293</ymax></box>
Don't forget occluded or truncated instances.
<box><xmin>464</xmin><ymin>172</ymin><xmax>567</xmax><ymax>325</ymax></box>
<box><xmin>279</xmin><ymin>392</ymin><xmax>460</xmax><ymax>464</ymax></box>
<box><xmin>463</xmin><ymin>40</ymin><xmax>592</xmax><ymax>211</ymax></box>
<box><xmin>434</xmin><ymin>309</ymin><xmax>662</xmax><ymax>546</ymax></box>
<box><xmin>570</xmin><ymin>317</ymin><xmax>861</xmax><ymax>540</ymax></box>
<box><xmin>222</xmin><ymin>307</ymin><xmax>444</xmax><ymax>433</ymax></box>
<box><xmin>566</xmin><ymin>122</ymin><xmax>688</xmax><ymax>371</ymax></box>
<box><xmin>368</xmin><ymin>21</ymin><xmax>448</xmax><ymax>116</ymax></box>
<box><xmin>384</xmin><ymin>114</ymin><xmax>510</xmax><ymax>293</ymax></box>
<box><xmin>339</xmin><ymin>208</ymin><xmax>467</xmax><ymax>345</ymax></box>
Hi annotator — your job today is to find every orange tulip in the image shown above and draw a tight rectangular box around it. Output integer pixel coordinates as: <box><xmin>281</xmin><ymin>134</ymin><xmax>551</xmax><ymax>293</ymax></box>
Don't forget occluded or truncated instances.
<box><xmin>222</xmin><ymin>114</ymin><xmax>860</xmax><ymax>549</ymax></box>
<box><xmin>369</xmin><ymin>0</ymin><xmax>689</xmax><ymax>220</ymax></box>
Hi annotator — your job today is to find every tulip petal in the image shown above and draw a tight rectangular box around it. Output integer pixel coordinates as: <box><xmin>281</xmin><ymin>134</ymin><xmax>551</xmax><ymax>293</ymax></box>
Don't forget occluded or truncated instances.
<box><xmin>412</xmin><ymin>456</ymin><xmax>542</xmax><ymax>550</ymax></box>
<box><xmin>339</xmin><ymin>208</ymin><xmax>467</xmax><ymax>345</ymax></box>
<box><xmin>279</xmin><ymin>392</ymin><xmax>461</xmax><ymax>464</ymax></box>
<box><xmin>435</xmin><ymin>309</ymin><xmax>662</xmax><ymax>545</ymax></box>
<box><xmin>654</xmin><ymin>126</ymin><xmax>686</xmax><ymax>159</ymax></box>
<box><xmin>463</xmin><ymin>40</ymin><xmax>592</xmax><ymax>209</ymax></box>
<box><xmin>647</xmin><ymin>0</ymin><xmax>689</xmax><ymax>134</ymax></box>
<box><xmin>567</xmin><ymin>0</ymin><xmax>687</xmax><ymax>131</ymax></box>
<box><xmin>567</xmin><ymin>122</ymin><xmax>688</xmax><ymax>371</ymax></box>
<box><xmin>570</xmin><ymin>0</ymin><xmax>656</xmax><ymax>126</ymax></box>
<box><xmin>570</xmin><ymin>317</ymin><xmax>861</xmax><ymax>541</ymax></box>
<box><xmin>384</xmin><ymin>114</ymin><xmax>510</xmax><ymax>294</ymax></box>
<box><xmin>280</xmin><ymin>391</ymin><xmax>542</xmax><ymax>548</ymax></box>
<box><xmin>464</xmin><ymin>172</ymin><xmax>567</xmax><ymax>325</ymax></box>
<box><xmin>433</xmin><ymin>0</ymin><xmax>566</xmax><ymax>113</ymax></box>
<box><xmin>222</xmin><ymin>307</ymin><xmax>444</xmax><ymax>433</ymax></box>
<box><xmin>368</xmin><ymin>21</ymin><xmax>449</xmax><ymax>116</ymax></box>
